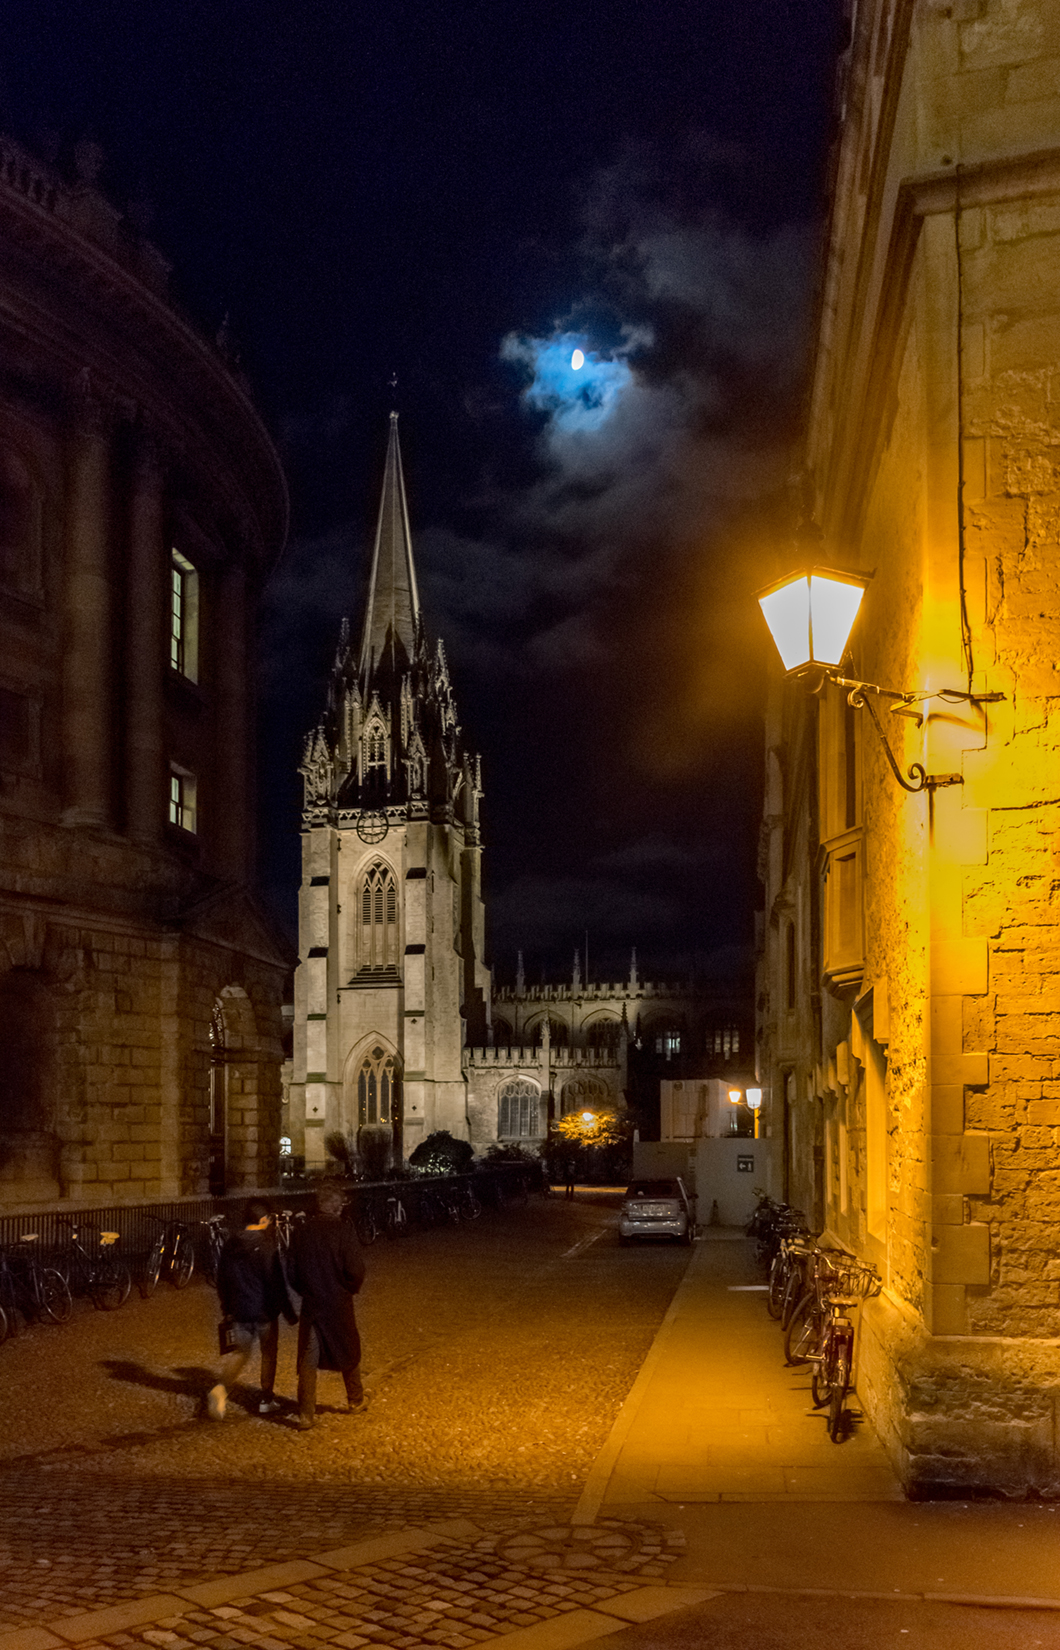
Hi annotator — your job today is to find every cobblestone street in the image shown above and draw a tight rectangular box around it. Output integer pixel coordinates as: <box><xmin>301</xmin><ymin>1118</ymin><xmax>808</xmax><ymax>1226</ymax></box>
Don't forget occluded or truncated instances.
<box><xmin>0</xmin><ymin>1192</ymin><xmax>693</xmax><ymax>1644</ymax></box>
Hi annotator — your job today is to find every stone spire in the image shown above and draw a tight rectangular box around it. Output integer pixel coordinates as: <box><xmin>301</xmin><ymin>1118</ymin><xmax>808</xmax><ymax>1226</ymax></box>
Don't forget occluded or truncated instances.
<box><xmin>358</xmin><ymin>412</ymin><xmax>421</xmax><ymax>678</ymax></box>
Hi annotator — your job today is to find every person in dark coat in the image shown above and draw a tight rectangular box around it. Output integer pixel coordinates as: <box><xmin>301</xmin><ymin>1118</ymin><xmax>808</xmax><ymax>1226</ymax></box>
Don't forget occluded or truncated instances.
<box><xmin>288</xmin><ymin>1182</ymin><xmax>367</xmax><ymax>1430</ymax></box>
<box><xmin>207</xmin><ymin>1197</ymin><xmax>294</xmax><ymax>1421</ymax></box>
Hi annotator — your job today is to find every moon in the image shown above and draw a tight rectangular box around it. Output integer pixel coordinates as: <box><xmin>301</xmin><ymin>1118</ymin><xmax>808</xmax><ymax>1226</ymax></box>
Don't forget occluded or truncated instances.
<box><xmin>571</xmin><ymin>349</ymin><xmax>585</xmax><ymax>370</ymax></box>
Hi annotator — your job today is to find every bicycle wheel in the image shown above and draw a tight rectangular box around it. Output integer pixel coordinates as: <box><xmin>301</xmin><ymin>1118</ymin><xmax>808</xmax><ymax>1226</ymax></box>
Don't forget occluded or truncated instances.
<box><xmin>784</xmin><ymin>1294</ymin><xmax>818</xmax><ymax>1366</ymax></box>
<box><xmin>356</xmin><ymin>1206</ymin><xmax>379</xmax><ymax>1246</ymax></box>
<box><xmin>462</xmin><ymin>1190</ymin><xmax>482</xmax><ymax>1221</ymax></box>
<box><xmin>828</xmin><ymin>1335</ymin><xmax>852</xmax><ymax>1442</ymax></box>
<box><xmin>172</xmin><ymin>1233</ymin><xmax>195</xmax><ymax>1289</ymax></box>
<box><xmin>140</xmin><ymin>1234</ymin><xmax>164</xmax><ymax>1298</ymax></box>
<box><xmin>39</xmin><ymin>1268</ymin><xmax>73</xmax><ymax>1324</ymax></box>
<box><xmin>811</xmin><ymin>1332</ymin><xmax>834</xmax><ymax>1408</ymax></box>
<box><xmin>781</xmin><ymin>1262</ymin><xmax>806</xmax><ymax>1331</ymax></box>
<box><xmin>766</xmin><ymin>1253</ymin><xmax>786</xmax><ymax>1318</ymax></box>
<box><xmin>92</xmin><ymin>1257</ymin><xmax>131</xmax><ymax>1311</ymax></box>
<box><xmin>0</xmin><ymin>1301</ymin><xmax>8</xmax><ymax>1345</ymax></box>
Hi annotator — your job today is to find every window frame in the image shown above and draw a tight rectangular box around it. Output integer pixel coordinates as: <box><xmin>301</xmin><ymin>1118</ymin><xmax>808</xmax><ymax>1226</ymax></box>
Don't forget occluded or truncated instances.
<box><xmin>170</xmin><ymin>548</ymin><xmax>200</xmax><ymax>681</ymax></box>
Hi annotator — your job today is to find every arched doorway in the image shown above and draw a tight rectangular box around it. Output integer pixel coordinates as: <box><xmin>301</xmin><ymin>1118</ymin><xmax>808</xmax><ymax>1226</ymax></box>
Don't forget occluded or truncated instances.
<box><xmin>209</xmin><ymin>987</ymin><xmax>258</xmax><ymax>1195</ymax></box>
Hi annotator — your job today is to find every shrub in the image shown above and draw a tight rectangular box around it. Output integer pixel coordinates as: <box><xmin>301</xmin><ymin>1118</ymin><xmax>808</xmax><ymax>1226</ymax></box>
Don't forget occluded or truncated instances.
<box><xmin>409</xmin><ymin>1129</ymin><xmax>474</xmax><ymax>1174</ymax></box>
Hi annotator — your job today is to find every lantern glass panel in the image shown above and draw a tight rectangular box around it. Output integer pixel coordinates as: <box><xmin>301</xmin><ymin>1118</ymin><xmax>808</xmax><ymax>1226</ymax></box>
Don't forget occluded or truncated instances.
<box><xmin>809</xmin><ymin>574</ymin><xmax>864</xmax><ymax>667</ymax></box>
<box><xmin>759</xmin><ymin>576</ymin><xmax>811</xmax><ymax>671</ymax></box>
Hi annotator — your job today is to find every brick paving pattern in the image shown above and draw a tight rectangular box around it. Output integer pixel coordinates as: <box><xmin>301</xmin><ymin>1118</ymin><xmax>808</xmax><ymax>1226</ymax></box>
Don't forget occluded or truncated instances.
<box><xmin>49</xmin><ymin>1520</ymin><xmax>682</xmax><ymax>1650</ymax></box>
<box><xmin>0</xmin><ymin>1469</ymin><xmax>577</xmax><ymax>1631</ymax></box>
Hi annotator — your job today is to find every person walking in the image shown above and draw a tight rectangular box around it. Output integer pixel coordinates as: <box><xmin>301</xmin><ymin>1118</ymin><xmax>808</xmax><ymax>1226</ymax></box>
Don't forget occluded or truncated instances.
<box><xmin>288</xmin><ymin>1182</ymin><xmax>367</xmax><ymax>1431</ymax></box>
<box><xmin>207</xmin><ymin>1197</ymin><xmax>294</xmax><ymax>1421</ymax></box>
<box><xmin>564</xmin><ymin>1155</ymin><xmax>577</xmax><ymax>1200</ymax></box>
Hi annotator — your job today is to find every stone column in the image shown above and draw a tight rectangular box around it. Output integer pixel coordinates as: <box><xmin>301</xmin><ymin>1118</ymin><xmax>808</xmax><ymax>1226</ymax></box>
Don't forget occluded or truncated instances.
<box><xmin>125</xmin><ymin>432</ymin><xmax>166</xmax><ymax>842</ymax></box>
<box><xmin>62</xmin><ymin>380</ymin><xmax>113</xmax><ymax>827</ymax></box>
<box><xmin>214</xmin><ymin>558</ymin><xmax>249</xmax><ymax>881</ymax></box>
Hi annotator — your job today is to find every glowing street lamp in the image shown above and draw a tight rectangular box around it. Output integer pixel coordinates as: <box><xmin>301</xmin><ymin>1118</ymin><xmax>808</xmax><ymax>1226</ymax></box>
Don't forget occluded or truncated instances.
<box><xmin>757</xmin><ymin>564</ymin><xmax>1002</xmax><ymax>793</ymax></box>
<box><xmin>746</xmin><ymin>1087</ymin><xmax>762</xmax><ymax>1139</ymax></box>
<box><xmin>758</xmin><ymin>566</ymin><xmax>868</xmax><ymax>675</ymax></box>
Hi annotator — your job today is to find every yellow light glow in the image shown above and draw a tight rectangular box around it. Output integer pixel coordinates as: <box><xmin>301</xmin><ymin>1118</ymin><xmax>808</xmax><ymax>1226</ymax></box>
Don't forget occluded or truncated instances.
<box><xmin>728</xmin><ymin>1088</ymin><xmax>742</xmax><ymax>1104</ymax></box>
<box><xmin>581</xmin><ymin>1110</ymin><xmax>595</xmax><ymax>1122</ymax></box>
<box><xmin>758</xmin><ymin>567</ymin><xmax>867</xmax><ymax>673</ymax></box>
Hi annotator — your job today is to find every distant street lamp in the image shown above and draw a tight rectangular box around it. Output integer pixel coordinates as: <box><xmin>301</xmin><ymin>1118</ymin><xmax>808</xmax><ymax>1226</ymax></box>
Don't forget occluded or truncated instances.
<box><xmin>746</xmin><ymin>1087</ymin><xmax>762</xmax><ymax>1139</ymax></box>
<box><xmin>758</xmin><ymin>564</ymin><xmax>1003</xmax><ymax>794</ymax></box>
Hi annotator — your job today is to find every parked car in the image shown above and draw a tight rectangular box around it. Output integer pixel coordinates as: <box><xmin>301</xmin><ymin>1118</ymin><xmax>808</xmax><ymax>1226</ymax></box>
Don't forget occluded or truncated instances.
<box><xmin>618</xmin><ymin>1177</ymin><xmax>693</xmax><ymax>1245</ymax></box>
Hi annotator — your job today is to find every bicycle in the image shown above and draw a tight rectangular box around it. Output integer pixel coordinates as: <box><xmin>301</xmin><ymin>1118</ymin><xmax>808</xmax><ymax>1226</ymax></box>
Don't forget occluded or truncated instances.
<box><xmin>383</xmin><ymin>1189</ymin><xmax>409</xmax><ymax>1238</ymax></box>
<box><xmin>55</xmin><ymin>1217</ymin><xmax>131</xmax><ymax>1311</ymax></box>
<box><xmin>199</xmin><ymin>1214</ymin><xmax>228</xmax><ymax>1283</ymax></box>
<box><xmin>2</xmin><ymin>1234</ymin><xmax>72</xmax><ymax>1327</ymax></box>
<box><xmin>766</xmin><ymin>1222</ymin><xmax>812</xmax><ymax>1320</ymax></box>
<box><xmin>785</xmin><ymin>1250</ymin><xmax>881</xmax><ymax>1441</ymax></box>
<box><xmin>140</xmin><ymin>1216</ymin><xmax>196</xmax><ymax>1297</ymax></box>
<box><xmin>350</xmin><ymin>1195</ymin><xmax>379</xmax><ymax>1246</ymax></box>
<box><xmin>275</xmin><ymin>1208</ymin><xmax>305</xmax><ymax>1254</ymax></box>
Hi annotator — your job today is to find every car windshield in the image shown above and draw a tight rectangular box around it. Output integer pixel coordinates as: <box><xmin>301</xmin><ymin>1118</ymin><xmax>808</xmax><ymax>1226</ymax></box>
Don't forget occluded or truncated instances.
<box><xmin>624</xmin><ymin>1180</ymin><xmax>681</xmax><ymax>1199</ymax></box>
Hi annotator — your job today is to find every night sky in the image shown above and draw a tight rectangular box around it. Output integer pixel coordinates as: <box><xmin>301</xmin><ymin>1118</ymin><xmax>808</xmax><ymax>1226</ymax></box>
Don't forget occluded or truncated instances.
<box><xmin>3</xmin><ymin>0</ymin><xmax>843</xmax><ymax>985</ymax></box>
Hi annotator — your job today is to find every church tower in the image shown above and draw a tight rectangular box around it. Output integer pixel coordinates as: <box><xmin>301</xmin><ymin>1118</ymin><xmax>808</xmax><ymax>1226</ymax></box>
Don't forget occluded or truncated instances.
<box><xmin>289</xmin><ymin>415</ymin><xmax>490</xmax><ymax>1171</ymax></box>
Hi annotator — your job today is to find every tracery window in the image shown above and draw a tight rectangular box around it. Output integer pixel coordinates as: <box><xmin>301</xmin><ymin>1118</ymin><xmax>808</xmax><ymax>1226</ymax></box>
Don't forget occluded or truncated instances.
<box><xmin>363</xmin><ymin>721</ymin><xmax>388</xmax><ymax>769</ymax></box>
<box><xmin>586</xmin><ymin>1018</ymin><xmax>621</xmax><ymax>1050</ymax></box>
<box><xmin>498</xmin><ymin>1077</ymin><xmax>540</xmax><ymax>1138</ymax></box>
<box><xmin>358</xmin><ymin>1044</ymin><xmax>399</xmax><ymax>1125</ymax></box>
<box><xmin>359</xmin><ymin>861</ymin><xmax>398</xmax><ymax>968</ymax></box>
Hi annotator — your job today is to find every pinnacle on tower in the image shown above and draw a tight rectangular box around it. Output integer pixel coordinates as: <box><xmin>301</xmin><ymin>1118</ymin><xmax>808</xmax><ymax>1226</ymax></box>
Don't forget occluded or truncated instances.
<box><xmin>358</xmin><ymin>412</ymin><xmax>421</xmax><ymax>678</ymax></box>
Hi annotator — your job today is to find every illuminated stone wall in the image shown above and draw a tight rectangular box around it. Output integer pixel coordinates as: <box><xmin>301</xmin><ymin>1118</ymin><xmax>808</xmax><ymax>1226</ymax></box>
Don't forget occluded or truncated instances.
<box><xmin>758</xmin><ymin>0</ymin><xmax>1060</xmax><ymax>1494</ymax></box>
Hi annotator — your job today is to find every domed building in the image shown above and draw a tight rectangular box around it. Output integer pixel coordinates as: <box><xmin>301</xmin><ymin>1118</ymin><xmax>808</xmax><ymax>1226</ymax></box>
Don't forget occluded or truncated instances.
<box><xmin>0</xmin><ymin>133</ymin><xmax>289</xmax><ymax>1210</ymax></box>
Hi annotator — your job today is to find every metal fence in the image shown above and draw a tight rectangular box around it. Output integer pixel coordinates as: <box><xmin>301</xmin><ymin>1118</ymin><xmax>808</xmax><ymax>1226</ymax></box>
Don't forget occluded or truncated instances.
<box><xmin>0</xmin><ymin>1164</ymin><xmax>539</xmax><ymax>1278</ymax></box>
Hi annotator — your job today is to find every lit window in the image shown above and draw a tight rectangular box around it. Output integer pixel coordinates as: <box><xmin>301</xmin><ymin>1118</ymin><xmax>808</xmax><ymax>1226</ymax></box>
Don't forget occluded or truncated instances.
<box><xmin>357</xmin><ymin>1045</ymin><xmax>399</xmax><ymax>1125</ymax></box>
<box><xmin>279</xmin><ymin>1136</ymin><xmax>293</xmax><ymax>1158</ymax></box>
<box><xmin>655</xmin><ymin>1032</ymin><xmax>681</xmax><ymax>1057</ymax></box>
<box><xmin>498</xmin><ymin>1077</ymin><xmax>540</xmax><ymax>1138</ymax></box>
<box><xmin>169</xmin><ymin>765</ymin><xmax>197</xmax><ymax>832</ymax></box>
<box><xmin>170</xmin><ymin>550</ymin><xmax>199</xmax><ymax>680</ymax></box>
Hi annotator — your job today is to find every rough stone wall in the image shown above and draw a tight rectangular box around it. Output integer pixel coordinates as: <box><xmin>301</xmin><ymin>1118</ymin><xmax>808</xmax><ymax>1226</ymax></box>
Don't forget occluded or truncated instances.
<box><xmin>0</xmin><ymin>813</ymin><xmax>287</xmax><ymax>1210</ymax></box>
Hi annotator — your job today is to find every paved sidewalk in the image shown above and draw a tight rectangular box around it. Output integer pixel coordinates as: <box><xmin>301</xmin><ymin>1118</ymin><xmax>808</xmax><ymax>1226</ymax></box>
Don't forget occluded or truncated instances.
<box><xmin>575</xmin><ymin>1229</ymin><xmax>902</xmax><ymax>1515</ymax></box>
<box><xmin>573</xmin><ymin>1232</ymin><xmax>1060</xmax><ymax>1614</ymax></box>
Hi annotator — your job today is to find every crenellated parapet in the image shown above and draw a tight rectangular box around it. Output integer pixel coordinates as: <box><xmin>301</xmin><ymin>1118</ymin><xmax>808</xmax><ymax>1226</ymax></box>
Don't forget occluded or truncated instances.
<box><xmin>463</xmin><ymin>1044</ymin><xmax>620</xmax><ymax>1070</ymax></box>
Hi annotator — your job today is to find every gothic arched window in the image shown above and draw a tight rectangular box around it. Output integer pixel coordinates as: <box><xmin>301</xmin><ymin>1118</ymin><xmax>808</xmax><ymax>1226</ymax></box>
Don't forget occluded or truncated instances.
<box><xmin>498</xmin><ymin>1077</ymin><xmax>540</xmax><ymax>1138</ymax></box>
<box><xmin>359</xmin><ymin>861</ymin><xmax>398</xmax><ymax>969</ymax></box>
<box><xmin>363</xmin><ymin>720</ymin><xmax>388</xmax><ymax>771</ymax></box>
<box><xmin>358</xmin><ymin>1044</ymin><xmax>399</xmax><ymax>1125</ymax></box>
<box><xmin>585</xmin><ymin>1016</ymin><xmax>621</xmax><ymax>1051</ymax></box>
<box><xmin>561</xmin><ymin>1076</ymin><xmax>608</xmax><ymax>1116</ymax></box>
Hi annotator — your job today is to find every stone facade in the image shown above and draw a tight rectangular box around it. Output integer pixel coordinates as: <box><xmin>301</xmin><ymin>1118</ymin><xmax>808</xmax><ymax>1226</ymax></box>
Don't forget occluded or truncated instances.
<box><xmin>757</xmin><ymin>0</ymin><xmax>1060</xmax><ymax>1495</ymax></box>
<box><xmin>287</xmin><ymin>416</ymin><xmax>491</xmax><ymax>1170</ymax></box>
<box><xmin>287</xmin><ymin>426</ymin><xmax>753</xmax><ymax>1166</ymax></box>
<box><xmin>0</xmin><ymin>132</ymin><xmax>290</xmax><ymax>1211</ymax></box>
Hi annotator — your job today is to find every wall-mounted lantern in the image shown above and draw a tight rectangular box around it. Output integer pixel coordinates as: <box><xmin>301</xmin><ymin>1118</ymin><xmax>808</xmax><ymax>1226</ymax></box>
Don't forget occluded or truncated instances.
<box><xmin>758</xmin><ymin>565</ymin><xmax>1003</xmax><ymax>794</ymax></box>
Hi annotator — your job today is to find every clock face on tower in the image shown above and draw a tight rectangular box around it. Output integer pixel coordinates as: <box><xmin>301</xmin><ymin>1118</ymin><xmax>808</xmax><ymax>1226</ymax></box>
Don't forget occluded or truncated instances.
<box><xmin>356</xmin><ymin>811</ymin><xmax>388</xmax><ymax>845</ymax></box>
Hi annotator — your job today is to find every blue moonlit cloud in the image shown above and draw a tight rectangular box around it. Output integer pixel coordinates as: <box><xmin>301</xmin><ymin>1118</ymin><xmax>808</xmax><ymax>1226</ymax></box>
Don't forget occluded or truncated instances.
<box><xmin>500</xmin><ymin>330</ymin><xmax>642</xmax><ymax>434</ymax></box>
